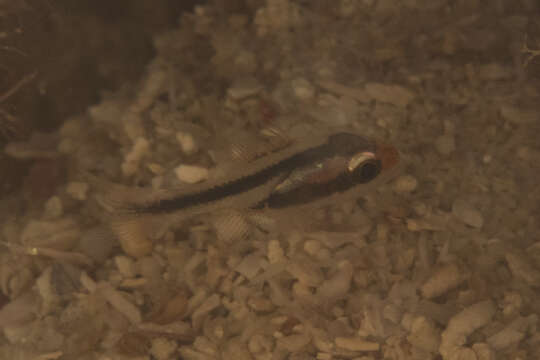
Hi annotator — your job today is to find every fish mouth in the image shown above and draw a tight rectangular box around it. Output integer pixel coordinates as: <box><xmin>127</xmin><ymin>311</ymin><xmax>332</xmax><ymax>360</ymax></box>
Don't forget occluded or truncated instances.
<box><xmin>375</xmin><ymin>141</ymin><xmax>400</xmax><ymax>171</ymax></box>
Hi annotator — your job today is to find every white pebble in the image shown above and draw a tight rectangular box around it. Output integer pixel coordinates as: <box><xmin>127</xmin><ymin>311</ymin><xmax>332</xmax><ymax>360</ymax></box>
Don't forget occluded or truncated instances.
<box><xmin>176</xmin><ymin>132</ymin><xmax>197</xmax><ymax>155</ymax></box>
<box><xmin>291</xmin><ymin>78</ymin><xmax>315</xmax><ymax>100</ymax></box>
<box><xmin>393</xmin><ymin>175</ymin><xmax>418</xmax><ymax>193</ymax></box>
<box><xmin>434</xmin><ymin>134</ymin><xmax>456</xmax><ymax>155</ymax></box>
<box><xmin>66</xmin><ymin>181</ymin><xmax>89</xmax><ymax>201</ymax></box>
<box><xmin>452</xmin><ymin>199</ymin><xmax>484</xmax><ymax>228</ymax></box>
<box><xmin>174</xmin><ymin>164</ymin><xmax>209</xmax><ymax>184</ymax></box>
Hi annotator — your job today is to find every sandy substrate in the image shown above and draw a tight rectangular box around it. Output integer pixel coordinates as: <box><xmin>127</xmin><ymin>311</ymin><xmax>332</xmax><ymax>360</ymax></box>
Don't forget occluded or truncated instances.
<box><xmin>1</xmin><ymin>1</ymin><xmax>540</xmax><ymax>359</ymax></box>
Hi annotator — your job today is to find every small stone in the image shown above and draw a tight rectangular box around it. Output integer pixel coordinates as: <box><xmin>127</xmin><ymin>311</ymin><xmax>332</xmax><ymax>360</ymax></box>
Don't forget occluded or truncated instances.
<box><xmin>277</xmin><ymin>334</ymin><xmax>311</xmax><ymax>352</ymax></box>
<box><xmin>335</xmin><ymin>337</ymin><xmax>379</xmax><ymax>352</ymax></box>
<box><xmin>317</xmin><ymin>260</ymin><xmax>353</xmax><ymax>299</ymax></box>
<box><xmin>174</xmin><ymin>164</ymin><xmax>209</xmax><ymax>184</ymax></box>
<box><xmin>291</xmin><ymin>78</ymin><xmax>315</xmax><ymax>100</ymax></box>
<box><xmin>434</xmin><ymin>134</ymin><xmax>456</xmax><ymax>155</ymax></box>
<box><xmin>499</xmin><ymin>105</ymin><xmax>537</xmax><ymax>124</ymax></box>
<box><xmin>478</xmin><ymin>63</ymin><xmax>512</xmax><ymax>80</ymax></box>
<box><xmin>150</xmin><ymin>337</ymin><xmax>178</xmax><ymax>360</ymax></box>
<box><xmin>439</xmin><ymin>301</ymin><xmax>496</xmax><ymax>359</ymax></box>
<box><xmin>339</xmin><ymin>0</ymin><xmax>358</xmax><ymax>17</ymax></box>
<box><xmin>79</xmin><ymin>226</ymin><xmax>115</xmax><ymax>263</ymax></box>
<box><xmin>452</xmin><ymin>199</ymin><xmax>484</xmax><ymax>228</ymax></box>
<box><xmin>365</xmin><ymin>83</ymin><xmax>415</xmax><ymax>107</ymax></box>
<box><xmin>115</xmin><ymin>255</ymin><xmax>136</xmax><ymax>278</ymax></box>
<box><xmin>176</xmin><ymin>132</ymin><xmax>197</xmax><ymax>155</ymax></box>
<box><xmin>235</xmin><ymin>254</ymin><xmax>263</xmax><ymax>280</ymax></box>
<box><xmin>505</xmin><ymin>253</ymin><xmax>540</xmax><ymax>286</ymax></box>
<box><xmin>421</xmin><ymin>263</ymin><xmax>463</xmax><ymax>299</ymax></box>
<box><xmin>227</xmin><ymin>77</ymin><xmax>262</xmax><ymax>100</ymax></box>
<box><xmin>148</xmin><ymin>163</ymin><xmax>166</xmax><ymax>175</ymax></box>
<box><xmin>234</xmin><ymin>50</ymin><xmax>257</xmax><ymax>73</ymax></box>
<box><xmin>267</xmin><ymin>239</ymin><xmax>285</xmax><ymax>264</ymax></box>
<box><xmin>43</xmin><ymin>196</ymin><xmax>63</xmax><ymax>219</ymax></box>
<box><xmin>287</xmin><ymin>261</ymin><xmax>324</xmax><ymax>287</ymax></box>
<box><xmin>472</xmin><ymin>343</ymin><xmax>496</xmax><ymax>360</ymax></box>
<box><xmin>304</xmin><ymin>239</ymin><xmax>322</xmax><ymax>256</ymax></box>
<box><xmin>248</xmin><ymin>334</ymin><xmax>274</xmax><ymax>354</ymax></box>
<box><xmin>122</xmin><ymin>137</ymin><xmax>150</xmax><ymax>176</ymax></box>
<box><xmin>66</xmin><ymin>181</ymin><xmax>89</xmax><ymax>201</ymax></box>
<box><xmin>392</xmin><ymin>175</ymin><xmax>418</xmax><ymax>193</ymax></box>
<box><xmin>22</xmin><ymin>218</ymin><xmax>80</xmax><ymax>250</ymax></box>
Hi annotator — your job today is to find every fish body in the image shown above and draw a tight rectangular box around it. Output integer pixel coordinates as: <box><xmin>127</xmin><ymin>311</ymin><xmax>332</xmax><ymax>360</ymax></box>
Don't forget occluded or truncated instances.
<box><xmin>98</xmin><ymin>129</ymin><xmax>400</xmax><ymax>257</ymax></box>
<box><xmin>109</xmin><ymin>131</ymin><xmax>399</xmax><ymax>216</ymax></box>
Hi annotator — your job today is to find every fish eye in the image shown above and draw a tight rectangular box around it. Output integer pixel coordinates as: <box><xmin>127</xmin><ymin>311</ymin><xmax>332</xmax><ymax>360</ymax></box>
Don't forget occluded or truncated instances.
<box><xmin>351</xmin><ymin>159</ymin><xmax>381</xmax><ymax>183</ymax></box>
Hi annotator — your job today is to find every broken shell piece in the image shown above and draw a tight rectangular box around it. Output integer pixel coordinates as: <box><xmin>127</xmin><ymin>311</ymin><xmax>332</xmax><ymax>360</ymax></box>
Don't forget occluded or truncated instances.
<box><xmin>317</xmin><ymin>260</ymin><xmax>353</xmax><ymax>299</ymax></box>
<box><xmin>291</xmin><ymin>78</ymin><xmax>315</xmax><ymax>100</ymax></box>
<box><xmin>452</xmin><ymin>199</ymin><xmax>484</xmax><ymax>228</ymax></box>
<box><xmin>150</xmin><ymin>292</ymin><xmax>189</xmax><ymax>325</ymax></box>
<box><xmin>439</xmin><ymin>300</ymin><xmax>496</xmax><ymax>359</ymax></box>
<box><xmin>66</xmin><ymin>181</ymin><xmax>89</xmax><ymax>201</ymax></box>
<box><xmin>150</xmin><ymin>337</ymin><xmax>178</xmax><ymax>360</ymax></box>
<box><xmin>235</xmin><ymin>254</ymin><xmax>263</xmax><ymax>280</ymax></box>
<box><xmin>122</xmin><ymin>137</ymin><xmax>150</xmax><ymax>176</ymax></box>
<box><xmin>286</xmin><ymin>260</ymin><xmax>324</xmax><ymax>287</ymax></box>
<box><xmin>99</xmin><ymin>283</ymin><xmax>142</xmax><ymax>324</ymax></box>
<box><xmin>267</xmin><ymin>239</ymin><xmax>285</xmax><ymax>264</ymax></box>
<box><xmin>4</xmin><ymin>132</ymin><xmax>60</xmax><ymax>160</ymax></box>
<box><xmin>43</xmin><ymin>196</ymin><xmax>63</xmax><ymax>219</ymax></box>
<box><xmin>115</xmin><ymin>256</ymin><xmax>136</xmax><ymax>278</ymax></box>
<box><xmin>176</xmin><ymin>131</ymin><xmax>197</xmax><ymax>155</ymax></box>
<box><xmin>505</xmin><ymin>253</ymin><xmax>540</xmax><ymax>286</ymax></box>
<box><xmin>435</xmin><ymin>135</ymin><xmax>456</xmax><ymax>155</ymax></box>
<box><xmin>406</xmin><ymin>316</ymin><xmax>440</xmax><ymax>353</ymax></box>
<box><xmin>21</xmin><ymin>218</ymin><xmax>80</xmax><ymax>251</ymax></box>
<box><xmin>174</xmin><ymin>164</ymin><xmax>209</xmax><ymax>184</ymax></box>
<box><xmin>392</xmin><ymin>174</ymin><xmax>418</xmax><ymax>193</ymax></box>
<box><xmin>421</xmin><ymin>263</ymin><xmax>464</xmax><ymax>299</ymax></box>
<box><xmin>486</xmin><ymin>316</ymin><xmax>529</xmax><ymax>350</ymax></box>
<box><xmin>112</xmin><ymin>219</ymin><xmax>153</xmax><ymax>258</ymax></box>
<box><xmin>227</xmin><ymin>77</ymin><xmax>262</xmax><ymax>100</ymax></box>
<box><xmin>365</xmin><ymin>83</ymin><xmax>415</xmax><ymax>107</ymax></box>
<box><xmin>406</xmin><ymin>213</ymin><xmax>449</xmax><ymax>232</ymax></box>
<box><xmin>192</xmin><ymin>294</ymin><xmax>221</xmax><ymax>328</ymax></box>
<box><xmin>335</xmin><ymin>337</ymin><xmax>380</xmax><ymax>352</ymax></box>
<box><xmin>472</xmin><ymin>343</ymin><xmax>495</xmax><ymax>360</ymax></box>
<box><xmin>277</xmin><ymin>333</ymin><xmax>311</xmax><ymax>352</ymax></box>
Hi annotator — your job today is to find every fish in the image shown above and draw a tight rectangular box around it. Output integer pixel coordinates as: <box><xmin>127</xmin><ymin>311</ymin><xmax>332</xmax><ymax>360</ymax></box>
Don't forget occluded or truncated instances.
<box><xmin>94</xmin><ymin>129</ymin><xmax>400</xmax><ymax>257</ymax></box>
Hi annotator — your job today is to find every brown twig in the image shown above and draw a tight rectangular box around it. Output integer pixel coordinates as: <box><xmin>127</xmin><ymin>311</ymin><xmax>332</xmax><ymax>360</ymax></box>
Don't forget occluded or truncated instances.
<box><xmin>521</xmin><ymin>34</ymin><xmax>540</xmax><ymax>69</ymax></box>
<box><xmin>0</xmin><ymin>71</ymin><xmax>37</xmax><ymax>104</ymax></box>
